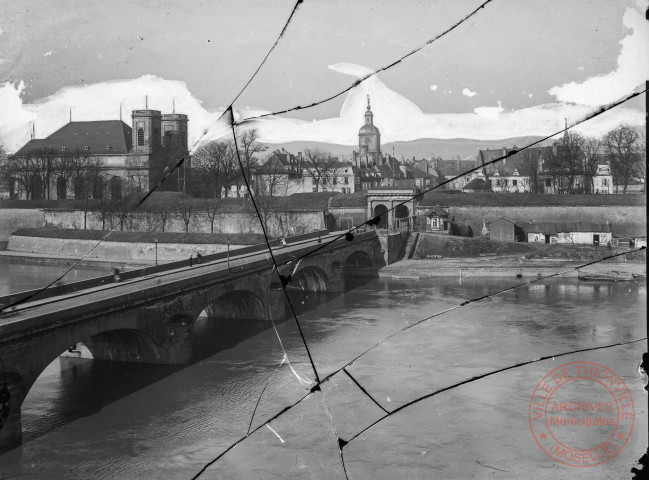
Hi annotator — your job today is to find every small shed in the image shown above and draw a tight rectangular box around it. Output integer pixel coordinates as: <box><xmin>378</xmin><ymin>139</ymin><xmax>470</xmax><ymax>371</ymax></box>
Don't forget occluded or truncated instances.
<box><xmin>611</xmin><ymin>223</ymin><xmax>647</xmax><ymax>248</ymax></box>
<box><xmin>489</xmin><ymin>218</ymin><xmax>516</xmax><ymax>242</ymax></box>
<box><xmin>424</xmin><ymin>206</ymin><xmax>449</xmax><ymax>232</ymax></box>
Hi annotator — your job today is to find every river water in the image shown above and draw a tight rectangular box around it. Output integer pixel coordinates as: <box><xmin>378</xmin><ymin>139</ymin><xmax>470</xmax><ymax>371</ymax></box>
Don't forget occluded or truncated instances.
<box><xmin>0</xmin><ymin>261</ymin><xmax>646</xmax><ymax>479</ymax></box>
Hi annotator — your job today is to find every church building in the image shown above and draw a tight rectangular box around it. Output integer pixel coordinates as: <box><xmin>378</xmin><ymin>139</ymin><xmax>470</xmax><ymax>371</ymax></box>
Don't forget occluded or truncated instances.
<box><xmin>6</xmin><ymin>109</ymin><xmax>189</xmax><ymax>200</ymax></box>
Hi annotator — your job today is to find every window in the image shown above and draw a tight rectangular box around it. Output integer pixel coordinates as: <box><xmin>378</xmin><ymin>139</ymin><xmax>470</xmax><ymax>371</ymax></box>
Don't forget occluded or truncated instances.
<box><xmin>110</xmin><ymin>176</ymin><xmax>122</xmax><ymax>200</ymax></box>
<box><xmin>333</xmin><ymin>177</ymin><xmax>337</xmax><ymax>185</ymax></box>
<box><xmin>137</xmin><ymin>128</ymin><xmax>144</xmax><ymax>146</ymax></box>
<box><xmin>84</xmin><ymin>146</ymin><xmax>89</xmax><ymax>151</ymax></box>
<box><xmin>57</xmin><ymin>177</ymin><xmax>67</xmax><ymax>199</ymax></box>
<box><xmin>603</xmin><ymin>179</ymin><xmax>608</xmax><ymax>186</ymax></box>
<box><xmin>311</xmin><ymin>177</ymin><xmax>317</xmax><ymax>185</ymax></box>
<box><xmin>512</xmin><ymin>179</ymin><xmax>517</xmax><ymax>186</ymax></box>
<box><xmin>545</xmin><ymin>178</ymin><xmax>552</xmax><ymax>187</ymax></box>
<box><xmin>344</xmin><ymin>177</ymin><xmax>349</xmax><ymax>184</ymax></box>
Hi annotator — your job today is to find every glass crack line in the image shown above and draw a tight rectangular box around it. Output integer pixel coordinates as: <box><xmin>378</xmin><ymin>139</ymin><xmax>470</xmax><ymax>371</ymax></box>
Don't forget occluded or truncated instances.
<box><xmin>190</xmin><ymin>390</ymin><xmax>313</xmax><ymax>480</ymax></box>
<box><xmin>229</xmin><ymin>0</ymin><xmax>304</xmax><ymax>106</ymax></box>
<box><xmin>343</xmin><ymin>368</ymin><xmax>389</xmax><ymax>415</ymax></box>
<box><xmin>317</xmin><ymin>246</ymin><xmax>646</xmax><ymax>387</ymax></box>
<box><xmin>246</xmin><ymin>354</ymin><xmax>287</xmax><ymax>436</ymax></box>
<box><xmin>193</xmin><ymin>245</ymin><xmax>645</xmax><ymax>475</ymax></box>
<box><xmin>230</xmin><ymin>109</ymin><xmax>322</xmax><ymax>384</ymax></box>
<box><xmin>273</xmin><ymin>87</ymin><xmax>647</xmax><ymax>270</ymax></box>
<box><xmin>342</xmin><ymin>337</ymin><xmax>647</xmax><ymax>446</ymax></box>
<box><xmin>232</xmin><ymin>0</ymin><xmax>493</xmax><ymax>125</ymax></box>
<box><xmin>0</xmin><ymin>121</ymin><xmax>216</xmax><ymax>314</ymax></box>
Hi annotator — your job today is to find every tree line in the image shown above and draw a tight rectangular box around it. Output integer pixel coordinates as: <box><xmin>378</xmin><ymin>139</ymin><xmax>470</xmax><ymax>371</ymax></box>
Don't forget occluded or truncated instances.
<box><xmin>516</xmin><ymin>125</ymin><xmax>645</xmax><ymax>194</ymax></box>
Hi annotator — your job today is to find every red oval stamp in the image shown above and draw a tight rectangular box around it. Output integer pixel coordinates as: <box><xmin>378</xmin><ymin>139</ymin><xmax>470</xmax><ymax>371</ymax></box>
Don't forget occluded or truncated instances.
<box><xmin>529</xmin><ymin>361</ymin><xmax>634</xmax><ymax>467</ymax></box>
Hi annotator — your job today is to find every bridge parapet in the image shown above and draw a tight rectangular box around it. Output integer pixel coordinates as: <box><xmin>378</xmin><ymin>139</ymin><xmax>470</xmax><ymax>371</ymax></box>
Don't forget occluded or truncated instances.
<box><xmin>0</xmin><ymin>231</ymin><xmax>384</xmax><ymax>453</ymax></box>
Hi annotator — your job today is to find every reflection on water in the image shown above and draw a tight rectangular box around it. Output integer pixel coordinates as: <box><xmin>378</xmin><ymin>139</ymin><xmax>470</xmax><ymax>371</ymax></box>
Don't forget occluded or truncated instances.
<box><xmin>0</xmin><ymin>274</ymin><xmax>645</xmax><ymax>479</ymax></box>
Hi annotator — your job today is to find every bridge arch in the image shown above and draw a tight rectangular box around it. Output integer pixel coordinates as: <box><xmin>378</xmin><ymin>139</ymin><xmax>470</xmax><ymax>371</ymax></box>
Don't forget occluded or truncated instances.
<box><xmin>82</xmin><ymin>328</ymin><xmax>168</xmax><ymax>363</ymax></box>
<box><xmin>289</xmin><ymin>266</ymin><xmax>330</xmax><ymax>292</ymax></box>
<box><xmin>201</xmin><ymin>290</ymin><xmax>267</xmax><ymax>321</ymax></box>
<box><xmin>342</xmin><ymin>250</ymin><xmax>378</xmax><ymax>291</ymax></box>
<box><xmin>0</xmin><ymin>326</ymin><xmax>169</xmax><ymax>452</ymax></box>
<box><xmin>193</xmin><ymin>290</ymin><xmax>271</xmax><ymax>358</ymax></box>
<box><xmin>372</xmin><ymin>204</ymin><xmax>389</xmax><ymax>229</ymax></box>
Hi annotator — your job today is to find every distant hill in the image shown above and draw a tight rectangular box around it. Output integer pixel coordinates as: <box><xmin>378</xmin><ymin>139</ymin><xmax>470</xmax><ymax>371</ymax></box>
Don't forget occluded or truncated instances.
<box><xmin>263</xmin><ymin>136</ymin><xmax>555</xmax><ymax>161</ymax></box>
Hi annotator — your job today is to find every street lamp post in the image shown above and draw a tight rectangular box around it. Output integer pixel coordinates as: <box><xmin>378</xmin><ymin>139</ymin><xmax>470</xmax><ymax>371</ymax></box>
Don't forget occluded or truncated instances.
<box><xmin>154</xmin><ymin>236</ymin><xmax>159</xmax><ymax>265</ymax></box>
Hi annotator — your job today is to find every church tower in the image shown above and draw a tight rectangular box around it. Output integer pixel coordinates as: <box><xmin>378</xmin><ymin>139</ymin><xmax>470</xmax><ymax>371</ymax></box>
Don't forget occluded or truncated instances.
<box><xmin>131</xmin><ymin>109</ymin><xmax>162</xmax><ymax>154</ymax></box>
<box><xmin>358</xmin><ymin>95</ymin><xmax>382</xmax><ymax>167</ymax></box>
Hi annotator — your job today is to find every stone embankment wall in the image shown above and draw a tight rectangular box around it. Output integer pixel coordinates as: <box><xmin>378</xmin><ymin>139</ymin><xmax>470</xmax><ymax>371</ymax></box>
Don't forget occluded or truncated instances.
<box><xmin>377</xmin><ymin>231</ymin><xmax>408</xmax><ymax>264</ymax></box>
<box><xmin>7</xmin><ymin>236</ymin><xmax>247</xmax><ymax>262</ymax></box>
<box><xmin>0</xmin><ymin>208</ymin><xmax>325</xmax><ymax>241</ymax></box>
<box><xmin>440</xmin><ymin>205</ymin><xmax>645</xmax><ymax>237</ymax></box>
<box><xmin>0</xmin><ymin>209</ymin><xmax>46</xmax><ymax>242</ymax></box>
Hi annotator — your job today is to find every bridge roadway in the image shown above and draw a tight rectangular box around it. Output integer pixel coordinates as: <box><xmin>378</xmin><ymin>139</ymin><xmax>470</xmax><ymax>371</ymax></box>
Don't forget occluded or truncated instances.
<box><xmin>0</xmin><ymin>230</ymin><xmax>384</xmax><ymax>452</ymax></box>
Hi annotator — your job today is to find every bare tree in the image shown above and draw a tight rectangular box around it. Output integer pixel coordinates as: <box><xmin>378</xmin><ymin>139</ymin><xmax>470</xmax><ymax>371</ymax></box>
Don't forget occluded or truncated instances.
<box><xmin>603</xmin><ymin>125</ymin><xmax>643</xmax><ymax>194</ymax></box>
<box><xmin>557</xmin><ymin>132</ymin><xmax>586</xmax><ymax>193</ymax></box>
<box><xmin>303</xmin><ymin>148</ymin><xmax>337</xmax><ymax>192</ymax></box>
<box><xmin>203</xmin><ymin>198</ymin><xmax>219</xmax><ymax>233</ymax></box>
<box><xmin>236</xmin><ymin>129</ymin><xmax>266</xmax><ymax>196</ymax></box>
<box><xmin>582</xmin><ymin>137</ymin><xmax>602</xmax><ymax>194</ymax></box>
<box><xmin>517</xmin><ymin>149</ymin><xmax>542</xmax><ymax>193</ymax></box>
<box><xmin>91</xmin><ymin>180</ymin><xmax>114</xmax><ymax>230</ymax></box>
<box><xmin>113</xmin><ymin>183</ymin><xmax>143</xmax><ymax>231</ymax></box>
<box><xmin>3</xmin><ymin>148</ymin><xmax>56</xmax><ymax>199</ymax></box>
<box><xmin>177</xmin><ymin>197</ymin><xmax>193</xmax><ymax>233</ymax></box>
<box><xmin>192</xmin><ymin>140</ymin><xmax>239</xmax><ymax>197</ymax></box>
<box><xmin>0</xmin><ymin>144</ymin><xmax>11</xmax><ymax>198</ymax></box>
<box><xmin>156</xmin><ymin>208</ymin><xmax>171</xmax><ymax>232</ymax></box>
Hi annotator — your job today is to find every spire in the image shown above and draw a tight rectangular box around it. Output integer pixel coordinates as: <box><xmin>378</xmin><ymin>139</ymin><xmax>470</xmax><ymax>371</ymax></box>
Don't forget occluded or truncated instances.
<box><xmin>364</xmin><ymin>95</ymin><xmax>374</xmax><ymax>124</ymax></box>
<box><xmin>69</xmin><ymin>107</ymin><xmax>72</xmax><ymax>122</ymax></box>
<box><xmin>563</xmin><ymin>117</ymin><xmax>568</xmax><ymax>142</ymax></box>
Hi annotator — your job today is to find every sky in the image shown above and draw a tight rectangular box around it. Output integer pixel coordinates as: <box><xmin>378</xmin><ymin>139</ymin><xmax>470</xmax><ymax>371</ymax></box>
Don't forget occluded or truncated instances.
<box><xmin>0</xmin><ymin>0</ymin><xmax>647</xmax><ymax>153</ymax></box>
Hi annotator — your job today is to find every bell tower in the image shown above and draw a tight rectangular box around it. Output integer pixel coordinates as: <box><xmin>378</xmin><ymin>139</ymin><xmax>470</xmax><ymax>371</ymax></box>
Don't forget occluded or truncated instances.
<box><xmin>131</xmin><ymin>110</ymin><xmax>162</xmax><ymax>154</ymax></box>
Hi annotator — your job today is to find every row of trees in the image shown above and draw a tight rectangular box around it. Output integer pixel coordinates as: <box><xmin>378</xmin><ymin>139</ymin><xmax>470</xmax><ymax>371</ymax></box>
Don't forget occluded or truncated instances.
<box><xmin>192</xmin><ymin>131</ymin><xmax>341</xmax><ymax>198</ymax></box>
<box><xmin>516</xmin><ymin>125</ymin><xmax>645</xmax><ymax>194</ymax></box>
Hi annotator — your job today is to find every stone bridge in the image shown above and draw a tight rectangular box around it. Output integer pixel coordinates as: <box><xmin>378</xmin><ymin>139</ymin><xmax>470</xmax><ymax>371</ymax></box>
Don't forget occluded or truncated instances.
<box><xmin>0</xmin><ymin>231</ymin><xmax>384</xmax><ymax>452</ymax></box>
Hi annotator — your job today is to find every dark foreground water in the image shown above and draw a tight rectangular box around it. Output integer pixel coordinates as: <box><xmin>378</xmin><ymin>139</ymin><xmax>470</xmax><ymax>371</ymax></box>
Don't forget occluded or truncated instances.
<box><xmin>0</xmin><ymin>262</ymin><xmax>646</xmax><ymax>479</ymax></box>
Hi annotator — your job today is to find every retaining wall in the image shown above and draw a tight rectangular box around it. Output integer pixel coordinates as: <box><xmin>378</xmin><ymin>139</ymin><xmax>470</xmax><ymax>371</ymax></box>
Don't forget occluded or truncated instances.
<box><xmin>441</xmin><ymin>205</ymin><xmax>645</xmax><ymax>238</ymax></box>
<box><xmin>7</xmin><ymin>236</ymin><xmax>247</xmax><ymax>262</ymax></box>
<box><xmin>0</xmin><ymin>209</ymin><xmax>46</xmax><ymax>242</ymax></box>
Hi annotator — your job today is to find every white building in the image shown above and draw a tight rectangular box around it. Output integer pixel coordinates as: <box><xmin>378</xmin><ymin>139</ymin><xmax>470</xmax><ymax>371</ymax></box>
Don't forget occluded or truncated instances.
<box><xmin>526</xmin><ymin>222</ymin><xmax>612</xmax><ymax>245</ymax></box>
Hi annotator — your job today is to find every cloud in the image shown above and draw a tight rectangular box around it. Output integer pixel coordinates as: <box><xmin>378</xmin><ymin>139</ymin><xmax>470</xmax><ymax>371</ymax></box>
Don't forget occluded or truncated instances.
<box><xmin>1</xmin><ymin>62</ymin><xmax>644</xmax><ymax>154</ymax></box>
<box><xmin>430</xmin><ymin>85</ymin><xmax>438</xmax><ymax>91</ymax></box>
<box><xmin>0</xmin><ymin>76</ymin><xmax>235</xmax><ymax>153</ymax></box>
<box><xmin>462</xmin><ymin>88</ymin><xmax>478</xmax><ymax>97</ymax></box>
<box><xmin>250</xmin><ymin>66</ymin><xmax>643</xmax><ymax>144</ymax></box>
<box><xmin>549</xmin><ymin>5</ymin><xmax>649</xmax><ymax>106</ymax></box>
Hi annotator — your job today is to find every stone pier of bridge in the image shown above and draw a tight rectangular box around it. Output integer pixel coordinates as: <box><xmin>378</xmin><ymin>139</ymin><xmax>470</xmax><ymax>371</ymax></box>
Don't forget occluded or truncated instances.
<box><xmin>0</xmin><ymin>232</ymin><xmax>384</xmax><ymax>452</ymax></box>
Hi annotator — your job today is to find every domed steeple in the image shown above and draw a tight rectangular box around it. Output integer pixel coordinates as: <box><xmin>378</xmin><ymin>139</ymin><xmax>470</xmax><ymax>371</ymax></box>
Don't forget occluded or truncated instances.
<box><xmin>358</xmin><ymin>95</ymin><xmax>381</xmax><ymax>166</ymax></box>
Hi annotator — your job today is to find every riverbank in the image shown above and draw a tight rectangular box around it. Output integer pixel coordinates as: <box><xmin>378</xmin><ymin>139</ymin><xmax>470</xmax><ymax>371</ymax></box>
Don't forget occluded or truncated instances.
<box><xmin>380</xmin><ymin>254</ymin><xmax>646</xmax><ymax>279</ymax></box>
